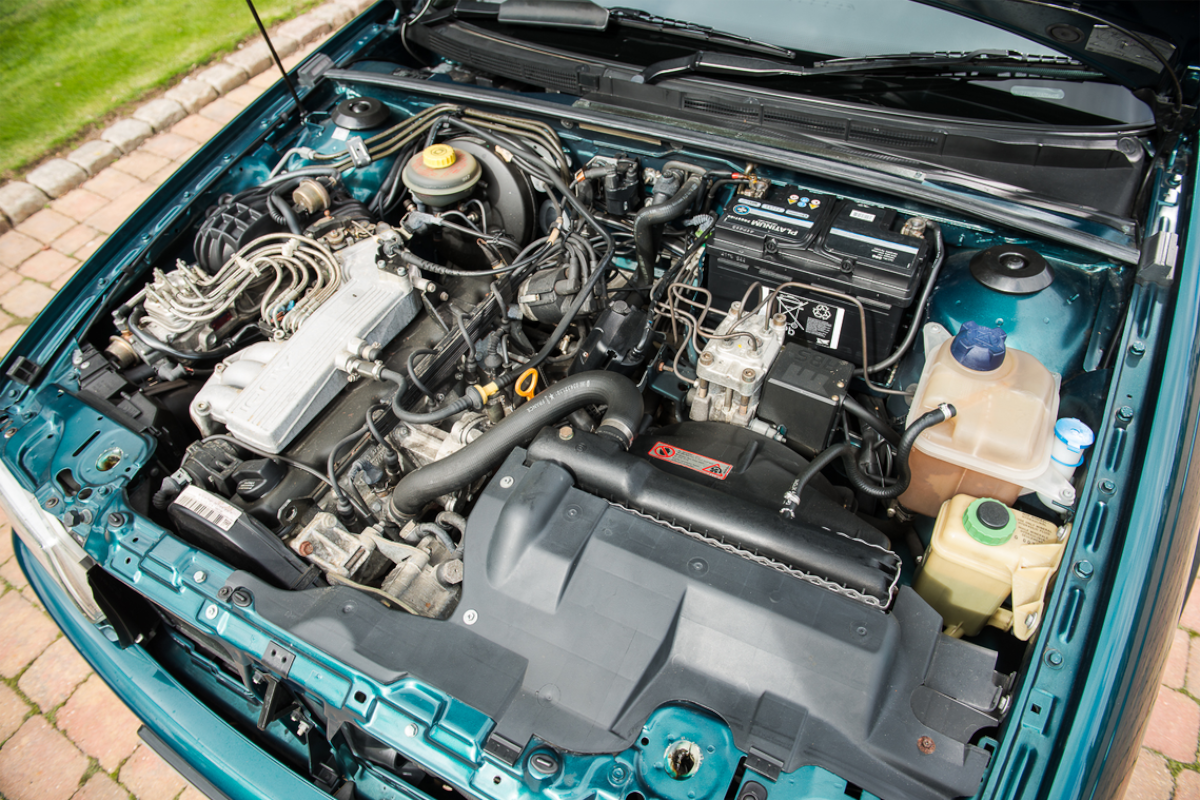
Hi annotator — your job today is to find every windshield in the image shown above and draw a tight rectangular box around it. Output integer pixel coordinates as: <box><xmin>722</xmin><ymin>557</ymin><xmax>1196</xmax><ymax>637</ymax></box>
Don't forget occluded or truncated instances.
<box><xmin>595</xmin><ymin>0</ymin><xmax>1061</xmax><ymax>59</ymax></box>
<box><xmin>448</xmin><ymin>0</ymin><xmax>1154</xmax><ymax>125</ymax></box>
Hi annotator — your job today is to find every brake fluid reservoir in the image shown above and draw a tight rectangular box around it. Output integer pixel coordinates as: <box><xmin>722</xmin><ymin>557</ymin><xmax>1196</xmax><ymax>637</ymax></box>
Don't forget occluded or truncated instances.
<box><xmin>899</xmin><ymin>321</ymin><xmax>1059</xmax><ymax>516</ymax></box>
<box><xmin>915</xmin><ymin>494</ymin><xmax>1066</xmax><ymax>639</ymax></box>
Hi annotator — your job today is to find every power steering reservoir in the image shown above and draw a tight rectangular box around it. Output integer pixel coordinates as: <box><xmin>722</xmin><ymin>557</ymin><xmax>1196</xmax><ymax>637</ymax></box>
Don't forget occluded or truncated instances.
<box><xmin>915</xmin><ymin>494</ymin><xmax>1066</xmax><ymax>640</ymax></box>
<box><xmin>401</xmin><ymin>144</ymin><xmax>482</xmax><ymax>207</ymax></box>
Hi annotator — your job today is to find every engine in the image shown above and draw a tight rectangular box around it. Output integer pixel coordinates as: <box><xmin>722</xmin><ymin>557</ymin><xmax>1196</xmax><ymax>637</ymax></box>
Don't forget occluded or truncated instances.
<box><xmin>75</xmin><ymin>84</ymin><xmax>1132</xmax><ymax>799</ymax></box>
<box><xmin>95</xmin><ymin>93</ymin><xmax>1101</xmax><ymax>629</ymax></box>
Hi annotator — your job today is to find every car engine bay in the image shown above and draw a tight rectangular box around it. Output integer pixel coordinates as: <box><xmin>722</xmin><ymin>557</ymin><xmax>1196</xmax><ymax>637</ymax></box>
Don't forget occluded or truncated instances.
<box><xmin>10</xmin><ymin>40</ymin><xmax>1151</xmax><ymax>800</ymax></box>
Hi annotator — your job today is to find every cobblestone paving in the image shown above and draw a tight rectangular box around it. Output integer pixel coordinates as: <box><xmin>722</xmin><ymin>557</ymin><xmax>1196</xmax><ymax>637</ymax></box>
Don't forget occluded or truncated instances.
<box><xmin>0</xmin><ymin>5</ymin><xmax>366</xmax><ymax>799</ymax></box>
<box><xmin>0</xmin><ymin>3</ymin><xmax>1192</xmax><ymax>797</ymax></box>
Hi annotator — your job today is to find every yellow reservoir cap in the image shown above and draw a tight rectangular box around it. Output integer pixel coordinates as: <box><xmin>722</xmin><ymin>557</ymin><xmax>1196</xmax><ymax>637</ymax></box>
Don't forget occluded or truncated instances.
<box><xmin>422</xmin><ymin>144</ymin><xmax>457</xmax><ymax>169</ymax></box>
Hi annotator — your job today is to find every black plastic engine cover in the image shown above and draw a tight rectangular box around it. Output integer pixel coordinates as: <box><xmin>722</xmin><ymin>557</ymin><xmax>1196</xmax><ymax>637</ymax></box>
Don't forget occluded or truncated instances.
<box><xmin>629</xmin><ymin>421</ymin><xmax>870</xmax><ymax>538</ymax></box>
<box><xmin>239</xmin><ymin>447</ymin><xmax>1004</xmax><ymax>800</ymax></box>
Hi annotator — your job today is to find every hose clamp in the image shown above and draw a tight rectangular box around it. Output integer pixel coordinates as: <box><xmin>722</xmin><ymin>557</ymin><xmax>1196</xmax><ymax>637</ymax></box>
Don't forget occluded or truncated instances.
<box><xmin>598</xmin><ymin>417</ymin><xmax>635</xmax><ymax>446</ymax></box>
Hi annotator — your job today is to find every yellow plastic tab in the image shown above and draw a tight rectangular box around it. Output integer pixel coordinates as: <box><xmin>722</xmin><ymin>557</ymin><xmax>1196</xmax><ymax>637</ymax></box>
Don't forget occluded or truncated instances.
<box><xmin>516</xmin><ymin>368</ymin><xmax>539</xmax><ymax>400</ymax></box>
<box><xmin>422</xmin><ymin>144</ymin><xmax>457</xmax><ymax>169</ymax></box>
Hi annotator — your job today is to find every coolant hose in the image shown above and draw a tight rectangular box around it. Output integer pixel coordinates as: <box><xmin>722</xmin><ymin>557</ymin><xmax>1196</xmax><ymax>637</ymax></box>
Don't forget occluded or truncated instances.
<box><xmin>632</xmin><ymin>175</ymin><xmax>703</xmax><ymax>285</ymax></box>
<box><xmin>388</xmin><ymin>371</ymin><xmax>643</xmax><ymax>519</ymax></box>
<box><xmin>842</xmin><ymin>403</ymin><xmax>956</xmax><ymax>500</ymax></box>
<box><xmin>780</xmin><ymin>442</ymin><xmax>855</xmax><ymax>519</ymax></box>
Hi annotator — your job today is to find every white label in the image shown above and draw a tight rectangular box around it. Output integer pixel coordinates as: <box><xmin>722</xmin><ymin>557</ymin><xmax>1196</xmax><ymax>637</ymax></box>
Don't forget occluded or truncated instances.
<box><xmin>849</xmin><ymin>209</ymin><xmax>876</xmax><ymax>222</ymax></box>
<box><xmin>1011</xmin><ymin>85</ymin><xmax>1065</xmax><ymax>100</ymax></box>
<box><xmin>330</xmin><ymin>127</ymin><xmax>350</xmax><ymax>141</ymax></box>
<box><xmin>176</xmin><ymin>486</ymin><xmax>241</xmax><ymax>531</ymax></box>
<box><xmin>773</xmin><ymin>291</ymin><xmax>845</xmax><ymax>351</ymax></box>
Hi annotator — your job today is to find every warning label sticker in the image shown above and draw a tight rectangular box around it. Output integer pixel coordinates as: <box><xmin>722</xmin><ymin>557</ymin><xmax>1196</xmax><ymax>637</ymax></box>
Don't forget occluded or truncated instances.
<box><xmin>648</xmin><ymin>442</ymin><xmax>733</xmax><ymax>480</ymax></box>
<box><xmin>771</xmin><ymin>290</ymin><xmax>845</xmax><ymax>351</ymax></box>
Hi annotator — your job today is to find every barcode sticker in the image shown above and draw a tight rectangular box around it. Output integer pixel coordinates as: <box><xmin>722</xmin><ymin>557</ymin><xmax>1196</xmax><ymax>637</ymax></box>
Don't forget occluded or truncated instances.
<box><xmin>176</xmin><ymin>486</ymin><xmax>241</xmax><ymax>531</ymax></box>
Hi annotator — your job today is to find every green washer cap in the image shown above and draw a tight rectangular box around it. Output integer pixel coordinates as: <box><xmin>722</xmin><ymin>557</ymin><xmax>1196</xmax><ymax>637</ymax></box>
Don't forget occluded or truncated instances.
<box><xmin>963</xmin><ymin>498</ymin><xmax>1016</xmax><ymax>546</ymax></box>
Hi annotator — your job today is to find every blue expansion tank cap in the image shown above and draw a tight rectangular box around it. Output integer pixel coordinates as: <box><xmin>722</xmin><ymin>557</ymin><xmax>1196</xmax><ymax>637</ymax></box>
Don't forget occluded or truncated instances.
<box><xmin>951</xmin><ymin>321</ymin><xmax>1007</xmax><ymax>371</ymax></box>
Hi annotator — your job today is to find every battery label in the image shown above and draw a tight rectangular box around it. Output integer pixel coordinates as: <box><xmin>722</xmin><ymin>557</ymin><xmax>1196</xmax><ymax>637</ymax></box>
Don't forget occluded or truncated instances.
<box><xmin>648</xmin><ymin>442</ymin><xmax>733</xmax><ymax>480</ymax></box>
<box><xmin>771</xmin><ymin>290</ymin><xmax>845</xmax><ymax>351</ymax></box>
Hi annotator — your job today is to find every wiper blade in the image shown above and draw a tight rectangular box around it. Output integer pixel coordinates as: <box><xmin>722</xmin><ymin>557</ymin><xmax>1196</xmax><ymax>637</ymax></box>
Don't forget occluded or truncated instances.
<box><xmin>607</xmin><ymin>7</ymin><xmax>795</xmax><ymax>59</ymax></box>
<box><xmin>639</xmin><ymin>49</ymin><xmax>1090</xmax><ymax>84</ymax></box>
<box><xmin>432</xmin><ymin>1</ymin><xmax>795</xmax><ymax>58</ymax></box>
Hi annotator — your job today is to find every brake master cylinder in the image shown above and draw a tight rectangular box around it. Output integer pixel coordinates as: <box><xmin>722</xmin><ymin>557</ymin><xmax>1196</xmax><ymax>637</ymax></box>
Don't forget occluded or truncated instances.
<box><xmin>401</xmin><ymin>144</ymin><xmax>482</xmax><ymax>207</ymax></box>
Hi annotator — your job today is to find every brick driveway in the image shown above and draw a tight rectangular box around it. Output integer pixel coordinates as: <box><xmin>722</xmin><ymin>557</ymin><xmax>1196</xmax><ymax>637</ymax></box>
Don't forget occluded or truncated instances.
<box><xmin>0</xmin><ymin>6</ymin><xmax>1194</xmax><ymax>797</ymax></box>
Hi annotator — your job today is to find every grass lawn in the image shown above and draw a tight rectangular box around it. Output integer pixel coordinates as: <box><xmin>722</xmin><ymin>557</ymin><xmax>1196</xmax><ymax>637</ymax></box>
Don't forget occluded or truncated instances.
<box><xmin>0</xmin><ymin>0</ymin><xmax>320</xmax><ymax>177</ymax></box>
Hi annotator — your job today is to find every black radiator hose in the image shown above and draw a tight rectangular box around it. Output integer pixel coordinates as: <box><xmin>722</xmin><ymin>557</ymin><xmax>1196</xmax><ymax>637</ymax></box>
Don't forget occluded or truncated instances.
<box><xmin>843</xmin><ymin>403</ymin><xmax>956</xmax><ymax>500</ymax></box>
<box><xmin>632</xmin><ymin>175</ymin><xmax>703</xmax><ymax>285</ymax></box>
<box><xmin>388</xmin><ymin>372</ymin><xmax>644</xmax><ymax>520</ymax></box>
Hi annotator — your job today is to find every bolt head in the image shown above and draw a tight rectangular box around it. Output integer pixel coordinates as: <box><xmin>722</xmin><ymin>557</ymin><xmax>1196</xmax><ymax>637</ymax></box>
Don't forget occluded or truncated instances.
<box><xmin>1024</xmin><ymin>613</ymin><xmax>1038</xmax><ymax>629</ymax></box>
<box><xmin>193</xmin><ymin>570</ymin><xmax>207</xmax><ymax>584</ymax></box>
<box><xmin>917</xmin><ymin>736</ymin><xmax>936</xmax><ymax>755</ymax></box>
<box><xmin>298</xmin><ymin>541</ymin><xmax>314</xmax><ymax>556</ymax></box>
<box><xmin>107</xmin><ymin>512</ymin><xmax>125</xmax><ymax>527</ymax></box>
<box><xmin>1129</xmin><ymin>341</ymin><xmax>1146</xmax><ymax>356</ymax></box>
<box><xmin>558</xmin><ymin>426</ymin><xmax>574</xmax><ymax>440</ymax></box>
<box><xmin>204</xmin><ymin>605</ymin><xmax>218</xmax><ymax>620</ymax></box>
<box><xmin>699</xmin><ymin>352</ymin><xmax>714</xmax><ymax>365</ymax></box>
<box><xmin>499</xmin><ymin>476</ymin><xmax>514</xmax><ymax>489</ymax></box>
<box><xmin>463</xmin><ymin>608</ymin><xmax>478</xmax><ymax>625</ymax></box>
<box><xmin>741</xmin><ymin>368</ymin><xmax>756</xmax><ymax>381</ymax></box>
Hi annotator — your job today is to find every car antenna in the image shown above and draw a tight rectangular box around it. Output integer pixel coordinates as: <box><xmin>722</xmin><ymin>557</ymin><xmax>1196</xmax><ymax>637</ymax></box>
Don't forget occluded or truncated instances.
<box><xmin>244</xmin><ymin>0</ymin><xmax>308</xmax><ymax>117</ymax></box>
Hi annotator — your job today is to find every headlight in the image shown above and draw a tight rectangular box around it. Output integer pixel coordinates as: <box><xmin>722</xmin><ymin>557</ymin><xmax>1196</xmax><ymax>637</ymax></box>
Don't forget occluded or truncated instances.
<box><xmin>0</xmin><ymin>461</ymin><xmax>103</xmax><ymax>623</ymax></box>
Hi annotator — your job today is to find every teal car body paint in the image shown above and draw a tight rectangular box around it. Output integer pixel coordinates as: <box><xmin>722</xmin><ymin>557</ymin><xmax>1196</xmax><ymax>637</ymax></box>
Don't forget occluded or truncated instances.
<box><xmin>6</xmin><ymin>2</ymin><xmax>1198</xmax><ymax>798</ymax></box>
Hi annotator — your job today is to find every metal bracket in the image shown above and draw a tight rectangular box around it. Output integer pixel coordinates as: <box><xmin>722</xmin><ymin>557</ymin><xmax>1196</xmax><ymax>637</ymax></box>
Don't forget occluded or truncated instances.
<box><xmin>262</xmin><ymin>640</ymin><xmax>295</xmax><ymax>677</ymax></box>
<box><xmin>347</xmin><ymin>136</ymin><xmax>371</xmax><ymax>168</ymax></box>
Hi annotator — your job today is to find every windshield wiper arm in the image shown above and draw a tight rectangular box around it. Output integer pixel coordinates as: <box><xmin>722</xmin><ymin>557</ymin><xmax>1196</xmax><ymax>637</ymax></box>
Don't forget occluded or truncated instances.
<box><xmin>638</xmin><ymin>49</ymin><xmax>1088</xmax><ymax>84</ymax></box>
<box><xmin>607</xmin><ymin>7</ymin><xmax>794</xmax><ymax>59</ymax></box>
<box><xmin>432</xmin><ymin>1</ymin><xmax>794</xmax><ymax>58</ymax></box>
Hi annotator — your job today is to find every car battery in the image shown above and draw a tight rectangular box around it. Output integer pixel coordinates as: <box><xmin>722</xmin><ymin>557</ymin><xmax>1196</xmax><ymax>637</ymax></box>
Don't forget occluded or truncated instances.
<box><xmin>707</xmin><ymin>184</ymin><xmax>930</xmax><ymax>365</ymax></box>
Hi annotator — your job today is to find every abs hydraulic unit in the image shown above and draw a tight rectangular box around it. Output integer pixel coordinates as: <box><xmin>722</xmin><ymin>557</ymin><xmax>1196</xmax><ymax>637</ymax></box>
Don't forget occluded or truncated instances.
<box><xmin>707</xmin><ymin>184</ymin><xmax>931</xmax><ymax>365</ymax></box>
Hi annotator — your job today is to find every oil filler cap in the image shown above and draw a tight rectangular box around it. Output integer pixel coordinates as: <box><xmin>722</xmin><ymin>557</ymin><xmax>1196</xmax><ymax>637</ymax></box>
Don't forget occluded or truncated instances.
<box><xmin>951</xmin><ymin>321</ymin><xmax>1006</xmax><ymax>371</ymax></box>
<box><xmin>964</xmin><ymin>498</ymin><xmax>1016</xmax><ymax>546</ymax></box>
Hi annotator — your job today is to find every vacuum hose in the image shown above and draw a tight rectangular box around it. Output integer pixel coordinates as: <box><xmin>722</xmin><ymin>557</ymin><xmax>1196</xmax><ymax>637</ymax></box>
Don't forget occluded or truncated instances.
<box><xmin>780</xmin><ymin>403</ymin><xmax>955</xmax><ymax>516</ymax></box>
<box><xmin>388</xmin><ymin>371</ymin><xmax>644</xmax><ymax>520</ymax></box>
<box><xmin>632</xmin><ymin>174</ymin><xmax>703</xmax><ymax>285</ymax></box>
